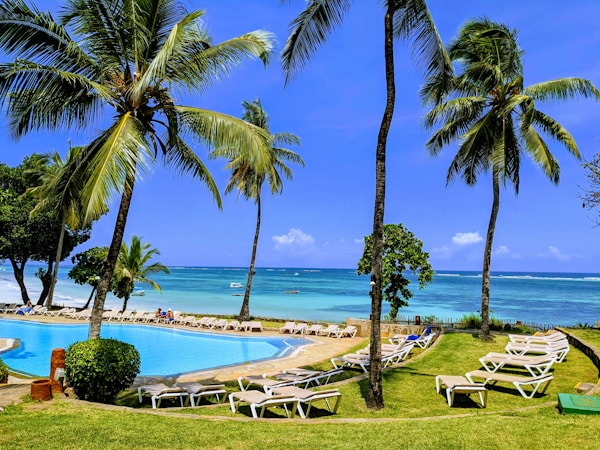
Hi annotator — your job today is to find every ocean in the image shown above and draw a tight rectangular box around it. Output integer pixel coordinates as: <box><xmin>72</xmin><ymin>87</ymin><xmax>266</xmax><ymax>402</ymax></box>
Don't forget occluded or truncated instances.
<box><xmin>0</xmin><ymin>266</ymin><xmax>598</xmax><ymax>327</ymax></box>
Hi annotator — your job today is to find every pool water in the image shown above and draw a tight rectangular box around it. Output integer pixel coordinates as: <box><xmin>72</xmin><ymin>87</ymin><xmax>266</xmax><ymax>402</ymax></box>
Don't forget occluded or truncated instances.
<box><xmin>0</xmin><ymin>319</ymin><xmax>306</xmax><ymax>377</ymax></box>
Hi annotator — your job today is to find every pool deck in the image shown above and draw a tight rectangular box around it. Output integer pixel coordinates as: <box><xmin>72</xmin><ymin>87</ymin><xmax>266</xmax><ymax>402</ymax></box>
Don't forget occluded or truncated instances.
<box><xmin>0</xmin><ymin>314</ymin><xmax>364</xmax><ymax>387</ymax></box>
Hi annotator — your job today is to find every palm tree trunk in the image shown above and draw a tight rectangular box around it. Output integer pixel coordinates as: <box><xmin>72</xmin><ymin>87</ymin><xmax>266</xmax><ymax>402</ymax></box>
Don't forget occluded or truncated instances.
<box><xmin>83</xmin><ymin>285</ymin><xmax>97</xmax><ymax>310</ymax></box>
<box><xmin>45</xmin><ymin>224</ymin><xmax>65</xmax><ymax>309</ymax></box>
<box><xmin>480</xmin><ymin>170</ymin><xmax>500</xmax><ymax>341</ymax></box>
<box><xmin>240</xmin><ymin>193</ymin><xmax>262</xmax><ymax>321</ymax></box>
<box><xmin>88</xmin><ymin>174</ymin><xmax>135</xmax><ymax>339</ymax></box>
<box><xmin>10</xmin><ymin>259</ymin><xmax>30</xmax><ymax>304</ymax></box>
<box><xmin>122</xmin><ymin>291</ymin><xmax>131</xmax><ymax>313</ymax></box>
<box><xmin>367</xmin><ymin>3</ymin><xmax>396</xmax><ymax>410</ymax></box>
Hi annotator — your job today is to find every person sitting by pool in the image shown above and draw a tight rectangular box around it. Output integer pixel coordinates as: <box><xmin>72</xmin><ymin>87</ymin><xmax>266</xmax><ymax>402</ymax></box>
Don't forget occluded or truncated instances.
<box><xmin>166</xmin><ymin>309</ymin><xmax>174</xmax><ymax>322</ymax></box>
<box><xmin>155</xmin><ymin>308</ymin><xmax>162</xmax><ymax>319</ymax></box>
<box><xmin>18</xmin><ymin>301</ymin><xmax>33</xmax><ymax>315</ymax></box>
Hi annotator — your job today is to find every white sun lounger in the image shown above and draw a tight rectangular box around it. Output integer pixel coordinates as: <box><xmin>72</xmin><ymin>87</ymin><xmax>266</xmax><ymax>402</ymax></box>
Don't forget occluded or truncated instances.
<box><xmin>505</xmin><ymin>340</ymin><xmax>570</xmax><ymax>362</ymax></box>
<box><xmin>279</xmin><ymin>321</ymin><xmax>296</xmax><ymax>334</ymax></box>
<box><xmin>269</xmin><ymin>386</ymin><xmax>342</xmax><ymax>418</ymax></box>
<box><xmin>292</xmin><ymin>323</ymin><xmax>309</xmax><ymax>334</ymax></box>
<box><xmin>137</xmin><ymin>383</ymin><xmax>190</xmax><ymax>409</ymax></box>
<box><xmin>229</xmin><ymin>390</ymin><xmax>298</xmax><ymax>418</ymax></box>
<box><xmin>435</xmin><ymin>375</ymin><xmax>487</xmax><ymax>407</ymax></box>
<box><xmin>466</xmin><ymin>370</ymin><xmax>554</xmax><ymax>399</ymax></box>
<box><xmin>174</xmin><ymin>382</ymin><xmax>227</xmax><ymax>406</ymax></box>
<box><xmin>306</xmin><ymin>324</ymin><xmax>323</xmax><ymax>335</ymax></box>
<box><xmin>508</xmin><ymin>330</ymin><xmax>566</xmax><ymax>345</ymax></box>
<box><xmin>332</xmin><ymin>325</ymin><xmax>357</xmax><ymax>338</ymax></box>
<box><xmin>479</xmin><ymin>352</ymin><xmax>557</xmax><ymax>376</ymax></box>
<box><xmin>319</xmin><ymin>324</ymin><xmax>340</xmax><ymax>336</ymax></box>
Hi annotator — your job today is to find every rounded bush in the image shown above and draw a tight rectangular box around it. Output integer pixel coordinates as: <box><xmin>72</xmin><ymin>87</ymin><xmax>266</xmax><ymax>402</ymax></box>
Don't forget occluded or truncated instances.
<box><xmin>65</xmin><ymin>338</ymin><xmax>140</xmax><ymax>403</ymax></box>
<box><xmin>0</xmin><ymin>358</ymin><xmax>9</xmax><ymax>383</ymax></box>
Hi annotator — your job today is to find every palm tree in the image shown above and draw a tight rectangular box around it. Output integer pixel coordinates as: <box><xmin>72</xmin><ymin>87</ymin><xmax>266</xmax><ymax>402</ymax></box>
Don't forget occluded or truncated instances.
<box><xmin>113</xmin><ymin>235</ymin><xmax>169</xmax><ymax>312</ymax></box>
<box><xmin>0</xmin><ymin>0</ymin><xmax>274</xmax><ymax>338</ymax></box>
<box><xmin>281</xmin><ymin>0</ymin><xmax>451</xmax><ymax>409</ymax></box>
<box><xmin>210</xmin><ymin>99</ymin><xmax>303</xmax><ymax>321</ymax></box>
<box><xmin>28</xmin><ymin>146</ymin><xmax>103</xmax><ymax>309</ymax></box>
<box><xmin>423</xmin><ymin>19</ymin><xmax>599</xmax><ymax>339</ymax></box>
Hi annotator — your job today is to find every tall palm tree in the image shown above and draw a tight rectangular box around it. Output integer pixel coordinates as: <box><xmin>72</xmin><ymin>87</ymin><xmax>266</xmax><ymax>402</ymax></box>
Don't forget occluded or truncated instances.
<box><xmin>210</xmin><ymin>99</ymin><xmax>303</xmax><ymax>321</ymax></box>
<box><xmin>0</xmin><ymin>0</ymin><xmax>274</xmax><ymax>338</ymax></box>
<box><xmin>28</xmin><ymin>146</ymin><xmax>103</xmax><ymax>309</ymax></box>
<box><xmin>113</xmin><ymin>235</ymin><xmax>169</xmax><ymax>312</ymax></box>
<box><xmin>281</xmin><ymin>0</ymin><xmax>451</xmax><ymax>409</ymax></box>
<box><xmin>423</xmin><ymin>19</ymin><xmax>599</xmax><ymax>339</ymax></box>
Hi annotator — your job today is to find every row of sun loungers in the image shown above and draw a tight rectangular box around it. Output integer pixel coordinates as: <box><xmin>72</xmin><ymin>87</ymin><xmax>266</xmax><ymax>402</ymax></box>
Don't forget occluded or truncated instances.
<box><xmin>138</xmin><ymin>367</ymin><xmax>344</xmax><ymax>419</ymax></box>
<box><xmin>279</xmin><ymin>322</ymin><xmax>358</xmax><ymax>338</ymax></box>
<box><xmin>436</xmin><ymin>330</ymin><xmax>567</xmax><ymax>407</ymax></box>
<box><xmin>331</xmin><ymin>341</ymin><xmax>417</xmax><ymax>373</ymax></box>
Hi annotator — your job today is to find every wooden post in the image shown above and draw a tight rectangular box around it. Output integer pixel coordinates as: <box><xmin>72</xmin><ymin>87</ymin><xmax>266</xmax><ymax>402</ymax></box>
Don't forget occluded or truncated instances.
<box><xmin>50</xmin><ymin>348</ymin><xmax>66</xmax><ymax>393</ymax></box>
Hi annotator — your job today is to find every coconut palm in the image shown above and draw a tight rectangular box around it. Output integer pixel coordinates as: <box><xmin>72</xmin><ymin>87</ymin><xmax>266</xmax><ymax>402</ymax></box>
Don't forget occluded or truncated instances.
<box><xmin>0</xmin><ymin>0</ymin><xmax>274</xmax><ymax>338</ymax></box>
<box><xmin>113</xmin><ymin>235</ymin><xmax>169</xmax><ymax>312</ymax></box>
<box><xmin>28</xmin><ymin>146</ymin><xmax>103</xmax><ymax>309</ymax></box>
<box><xmin>210</xmin><ymin>99</ymin><xmax>303</xmax><ymax>321</ymax></box>
<box><xmin>281</xmin><ymin>0</ymin><xmax>451</xmax><ymax>408</ymax></box>
<box><xmin>423</xmin><ymin>19</ymin><xmax>600</xmax><ymax>339</ymax></box>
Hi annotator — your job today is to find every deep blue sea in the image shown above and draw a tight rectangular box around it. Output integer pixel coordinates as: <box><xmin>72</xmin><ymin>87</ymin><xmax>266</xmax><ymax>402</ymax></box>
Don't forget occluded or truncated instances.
<box><xmin>1</xmin><ymin>266</ymin><xmax>598</xmax><ymax>327</ymax></box>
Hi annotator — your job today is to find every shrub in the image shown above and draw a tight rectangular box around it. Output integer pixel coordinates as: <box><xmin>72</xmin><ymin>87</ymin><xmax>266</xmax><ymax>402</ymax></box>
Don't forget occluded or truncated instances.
<box><xmin>65</xmin><ymin>338</ymin><xmax>140</xmax><ymax>403</ymax></box>
<box><xmin>0</xmin><ymin>358</ymin><xmax>9</xmax><ymax>383</ymax></box>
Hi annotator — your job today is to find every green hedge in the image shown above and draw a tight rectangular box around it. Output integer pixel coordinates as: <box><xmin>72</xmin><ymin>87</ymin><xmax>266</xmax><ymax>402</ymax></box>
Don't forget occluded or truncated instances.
<box><xmin>0</xmin><ymin>357</ymin><xmax>8</xmax><ymax>383</ymax></box>
<box><xmin>65</xmin><ymin>338</ymin><xmax>140</xmax><ymax>403</ymax></box>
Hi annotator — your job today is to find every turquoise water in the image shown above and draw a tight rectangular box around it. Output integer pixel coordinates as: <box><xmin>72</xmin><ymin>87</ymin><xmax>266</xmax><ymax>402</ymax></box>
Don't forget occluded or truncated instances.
<box><xmin>1</xmin><ymin>266</ymin><xmax>599</xmax><ymax>326</ymax></box>
<box><xmin>0</xmin><ymin>319</ymin><xmax>305</xmax><ymax>377</ymax></box>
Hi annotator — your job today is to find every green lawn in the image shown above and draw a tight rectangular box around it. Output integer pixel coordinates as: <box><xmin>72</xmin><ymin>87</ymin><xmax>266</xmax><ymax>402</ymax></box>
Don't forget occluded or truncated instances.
<box><xmin>1</xmin><ymin>330</ymin><xmax>599</xmax><ymax>449</ymax></box>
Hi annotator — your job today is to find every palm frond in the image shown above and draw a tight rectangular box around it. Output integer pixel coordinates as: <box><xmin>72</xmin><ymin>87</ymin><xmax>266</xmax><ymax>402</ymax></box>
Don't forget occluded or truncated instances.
<box><xmin>281</xmin><ymin>0</ymin><xmax>351</xmax><ymax>84</ymax></box>
<box><xmin>523</xmin><ymin>78</ymin><xmax>600</xmax><ymax>103</ymax></box>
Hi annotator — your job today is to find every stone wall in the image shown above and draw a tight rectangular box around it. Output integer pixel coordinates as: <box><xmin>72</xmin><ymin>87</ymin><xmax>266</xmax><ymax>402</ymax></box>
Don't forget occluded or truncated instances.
<box><xmin>557</xmin><ymin>327</ymin><xmax>600</xmax><ymax>378</ymax></box>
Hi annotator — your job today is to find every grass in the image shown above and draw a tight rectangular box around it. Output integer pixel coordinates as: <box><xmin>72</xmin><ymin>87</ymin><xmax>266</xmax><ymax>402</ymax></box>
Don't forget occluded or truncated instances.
<box><xmin>1</xmin><ymin>330</ymin><xmax>599</xmax><ymax>449</ymax></box>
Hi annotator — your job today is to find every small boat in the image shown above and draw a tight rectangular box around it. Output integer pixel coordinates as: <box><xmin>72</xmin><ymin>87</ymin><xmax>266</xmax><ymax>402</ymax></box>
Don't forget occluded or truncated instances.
<box><xmin>284</xmin><ymin>290</ymin><xmax>300</xmax><ymax>294</ymax></box>
<box><xmin>132</xmin><ymin>289</ymin><xmax>145</xmax><ymax>296</ymax></box>
<box><xmin>230</xmin><ymin>282</ymin><xmax>243</xmax><ymax>288</ymax></box>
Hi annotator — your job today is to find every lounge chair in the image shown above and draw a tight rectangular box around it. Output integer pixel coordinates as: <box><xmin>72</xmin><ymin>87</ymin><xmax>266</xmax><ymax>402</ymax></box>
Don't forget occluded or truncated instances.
<box><xmin>292</xmin><ymin>323</ymin><xmax>308</xmax><ymax>334</ymax></box>
<box><xmin>237</xmin><ymin>321</ymin><xmax>253</xmax><ymax>331</ymax></box>
<box><xmin>226</xmin><ymin>320</ymin><xmax>240</xmax><ymax>330</ymax></box>
<box><xmin>102</xmin><ymin>309</ymin><xmax>121</xmax><ymax>321</ymax></box>
<box><xmin>131</xmin><ymin>310</ymin><xmax>148</xmax><ymax>322</ymax></box>
<box><xmin>249</xmin><ymin>321</ymin><xmax>263</xmax><ymax>332</ymax></box>
<box><xmin>279</xmin><ymin>321</ymin><xmax>296</xmax><ymax>334</ymax></box>
<box><xmin>269</xmin><ymin>386</ymin><xmax>342</xmax><ymax>418</ymax></box>
<box><xmin>229</xmin><ymin>390</ymin><xmax>298</xmax><ymax>418</ymax></box>
<box><xmin>305</xmin><ymin>324</ymin><xmax>323</xmax><ymax>335</ymax></box>
<box><xmin>2</xmin><ymin>303</ymin><xmax>18</xmax><ymax>314</ymax></box>
<box><xmin>331</xmin><ymin>354</ymin><xmax>370</xmax><ymax>373</ymax></box>
<box><xmin>435</xmin><ymin>375</ymin><xmax>487</xmax><ymax>407</ymax></box>
<box><xmin>181</xmin><ymin>315</ymin><xmax>198</xmax><ymax>326</ymax></box>
<box><xmin>465</xmin><ymin>369</ymin><xmax>554</xmax><ymax>399</ymax></box>
<box><xmin>332</xmin><ymin>325</ymin><xmax>357</xmax><ymax>338</ymax></box>
<box><xmin>119</xmin><ymin>310</ymin><xmax>134</xmax><ymax>322</ymax></box>
<box><xmin>71</xmin><ymin>309</ymin><xmax>92</xmax><ymax>320</ymax></box>
<box><xmin>508</xmin><ymin>330</ymin><xmax>566</xmax><ymax>344</ymax></box>
<box><xmin>505</xmin><ymin>340</ymin><xmax>570</xmax><ymax>362</ymax></box>
<box><xmin>198</xmin><ymin>317</ymin><xmax>217</xmax><ymax>328</ymax></box>
<box><xmin>137</xmin><ymin>383</ymin><xmax>190</xmax><ymax>409</ymax></box>
<box><xmin>48</xmin><ymin>307</ymin><xmax>75</xmax><ymax>317</ymax></box>
<box><xmin>209</xmin><ymin>319</ymin><xmax>228</xmax><ymax>330</ymax></box>
<box><xmin>319</xmin><ymin>324</ymin><xmax>340</xmax><ymax>337</ymax></box>
<box><xmin>479</xmin><ymin>352</ymin><xmax>557</xmax><ymax>376</ymax></box>
<box><xmin>174</xmin><ymin>382</ymin><xmax>227</xmax><ymax>406</ymax></box>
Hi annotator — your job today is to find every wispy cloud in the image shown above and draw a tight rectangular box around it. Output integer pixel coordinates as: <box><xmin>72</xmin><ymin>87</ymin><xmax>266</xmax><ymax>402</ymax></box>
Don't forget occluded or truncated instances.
<box><xmin>495</xmin><ymin>245</ymin><xmax>510</xmax><ymax>255</ymax></box>
<box><xmin>452</xmin><ymin>232</ymin><xmax>483</xmax><ymax>246</ymax></box>
<box><xmin>540</xmin><ymin>245</ymin><xmax>572</xmax><ymax>262</ymax></box>
<box><xmin>272</xmin><ymin>228</ymin><xmax>315</xmax><ymax>250</ymax></box>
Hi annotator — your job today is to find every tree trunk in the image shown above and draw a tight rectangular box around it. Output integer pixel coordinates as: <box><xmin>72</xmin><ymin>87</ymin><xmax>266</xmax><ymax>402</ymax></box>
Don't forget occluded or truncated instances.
<box><xmin>239</xmin><ymin>192</ymin><xmax>262</xmax><ymax>321</ymax></box>
<box><xmin>36</xmin><ymin>261</ymin><xmax>54</xmax><ymax>305</ymax></box>
<box><xmin>82</xmin><ymin>286</ymin><xmax>97</xmax><ymax>310</ymax></box>
<box><xmin>122</xmin><ymin>291</ymin><xmax>131</xmax><ymax>313</ymax></box>
<box><xmin>367</xmin><ymin>4</ymin><xmax>396</xmax><ymax>410</ymax></box>
<box><xmin>480</xmin><ymin>170</ymin><xmax>500</xmax><ymax>341</ymax></box>
<box><xmin>45</xmin><ymin>224</ymin><xmax>65</xmax><ymax>309</ymax></box>
<box><xmin>88</xmin><ymin>174</ymin><xmax>135</xmax><ymax>339</ymax></box>
<box><xmin>9</xmin><ymin>259</ymin><xmax>30</xmax><ymax>304</ymax></box>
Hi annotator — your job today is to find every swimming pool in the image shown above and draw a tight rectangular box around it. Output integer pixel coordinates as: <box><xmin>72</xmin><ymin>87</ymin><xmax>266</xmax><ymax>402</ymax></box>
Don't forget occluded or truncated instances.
<box><xmin>0</xmin><ymin>319</ymin><xmax>306</xmax><ymax>377</ymax></box>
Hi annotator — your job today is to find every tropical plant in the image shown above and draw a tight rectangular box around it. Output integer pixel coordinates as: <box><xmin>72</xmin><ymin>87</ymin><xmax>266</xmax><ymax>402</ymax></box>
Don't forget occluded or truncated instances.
<box><xmin>0</xmin><ymin>155</ymin><xmax>90</xmax><ymax>304</ymax></box>
<box><xmin>210</xmin><ymin>99</ymin><xmax>303</xmax><ymax>321</ymax></box>
<box><xmin>357</xmin><ymin>223</ymin><xmax>434</xmax><ymax>321</ymax></box>
<box><xmin>112</xmin><ymin>235</ymin><xmax>169</xmax><ymax>312</ymax></box>
<box><xmin>581</xmin><ymin>153</ymin><xmax>600</xmax><ymax>225</ymax></box>
<box><xmin>28</xmin><ymin>146</ymin><xmax>103</xmax><ymax>308</ymax></box>
<box><xmin>68</xmin><ymin>247</ymin><xmax>110</xmax><ymax>309</ymax></box>
<box><xmin>281</xmin><ymin>0</ymin><xmax>451</xmax><ymax>409</ymax></box>
<box><xmin>0</xmin><ymin>357</ymin><xmax>9</xmax><ymax>383</ymax></box>
<box><xmin>64</xmin><ymin>338</ymin><xmax>140</xmax><ymax>404</ymax></box>
<box><xmin>0</xmin><ymin>0</ymin><xmax>274</xmax><ymax>338</ymax></box>
<box><xmin>422</xmin><ymin>19</ymin><xmax>600</xmax><ymax>340</ymax></box>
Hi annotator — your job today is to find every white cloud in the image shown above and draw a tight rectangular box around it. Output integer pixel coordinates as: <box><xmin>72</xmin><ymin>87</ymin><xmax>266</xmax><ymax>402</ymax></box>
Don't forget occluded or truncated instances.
<box><xmin>495</xmin><ymin>245</ymin><xmax>510</xmax><ymax>255</ymax></box>
<box><xmin>452</xmin><ymin>232</ymin><xmax>483</xmax><ymax>246</ymax></box>
<box><xmin>547</xmin><ymin>246</ymin><xmax>571</xmax><ymax>262</ymax></box>
<box><xmin>431</xmin><ymin>246</ymin><xmax>452</xmax><ymax>259</ymax></box>
<box><xmin>272</xmin><ymin>228</ymin><xmax>315</xmax><ymax>250</ymax></box>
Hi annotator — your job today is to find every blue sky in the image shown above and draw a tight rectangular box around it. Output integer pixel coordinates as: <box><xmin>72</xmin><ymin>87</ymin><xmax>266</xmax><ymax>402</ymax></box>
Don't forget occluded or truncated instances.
<box><xmin>2</xmin><ymin>1</ymin><xmax>600</xmax><ymax>272</ymax></box>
